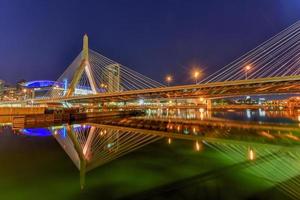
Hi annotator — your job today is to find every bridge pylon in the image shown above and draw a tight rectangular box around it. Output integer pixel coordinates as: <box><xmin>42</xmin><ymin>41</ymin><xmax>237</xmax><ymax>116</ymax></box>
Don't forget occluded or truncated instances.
<box><xmin>65</xmin><ymin>34</ymin><xmax>97</xmax><ymax>97</ymax></box>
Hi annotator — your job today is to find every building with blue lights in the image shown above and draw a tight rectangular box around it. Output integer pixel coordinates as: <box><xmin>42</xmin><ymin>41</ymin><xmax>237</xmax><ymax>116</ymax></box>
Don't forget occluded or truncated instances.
<box><xmin>22</xmin><ymin>80</ymin><xmax>64</xmax><ymax>99</ymax></box>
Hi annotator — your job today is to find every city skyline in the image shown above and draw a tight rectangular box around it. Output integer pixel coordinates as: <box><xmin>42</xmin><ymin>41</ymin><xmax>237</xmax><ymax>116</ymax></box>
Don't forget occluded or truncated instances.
<box><xmin>1</xmin><ymin>0</ymin><xmax>300</xmax><ymax>84</ymax></box>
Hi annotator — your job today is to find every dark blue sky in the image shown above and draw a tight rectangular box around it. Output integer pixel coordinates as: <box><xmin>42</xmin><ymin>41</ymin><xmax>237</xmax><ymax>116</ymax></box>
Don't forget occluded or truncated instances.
<box><xmin>0</xmin><ymin>0</ymin><xmax>300</xmax><ymax>84</ymax></box>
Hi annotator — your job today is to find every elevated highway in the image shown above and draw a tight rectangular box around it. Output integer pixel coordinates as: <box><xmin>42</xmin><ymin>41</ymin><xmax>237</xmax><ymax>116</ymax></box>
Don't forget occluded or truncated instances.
<box><xmin>35</xmin><ymin>75</ymin><xmax>300</xmax><ymax>104</ymax></box>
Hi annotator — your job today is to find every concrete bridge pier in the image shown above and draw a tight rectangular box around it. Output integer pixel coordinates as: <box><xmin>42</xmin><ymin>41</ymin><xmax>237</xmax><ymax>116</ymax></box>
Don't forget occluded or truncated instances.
<box><xmin>207</xmin><ymin>99</ymin><xmax>212</xmax><ymax>110</ymax></box>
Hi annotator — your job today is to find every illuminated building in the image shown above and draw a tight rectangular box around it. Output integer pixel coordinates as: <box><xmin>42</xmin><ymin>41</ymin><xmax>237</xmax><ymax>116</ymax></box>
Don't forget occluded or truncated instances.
<box><xmin>22</xmin><ymin>80</ymin><xmax>63</xmax><ymax>99</ymax></box>
<box><xmin>0</xmin><ymin>80</ymin><xmax>3</xmax><ymax>96</ymax></box>
<box><xmin>104</xmin><ymin>64</ymin><xmax>120</xmax><ymax>92</ymax></box>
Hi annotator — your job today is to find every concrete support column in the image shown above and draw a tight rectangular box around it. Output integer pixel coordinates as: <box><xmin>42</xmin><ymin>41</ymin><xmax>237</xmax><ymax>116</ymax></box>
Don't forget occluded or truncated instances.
<box><xmin>207</xmin><ymin>99</ymin><xmax>212</xmax><ymax>110</ymax></box>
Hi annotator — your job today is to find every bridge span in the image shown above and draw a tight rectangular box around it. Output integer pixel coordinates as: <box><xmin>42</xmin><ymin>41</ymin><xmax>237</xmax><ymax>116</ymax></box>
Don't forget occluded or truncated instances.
<box><xmin>35</xmin><ymin>75</ymin><xmax>300</xmax><ymax>104</ymax></box>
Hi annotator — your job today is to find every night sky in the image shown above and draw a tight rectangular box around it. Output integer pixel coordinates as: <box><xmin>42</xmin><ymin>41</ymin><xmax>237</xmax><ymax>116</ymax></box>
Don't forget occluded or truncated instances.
<box><xmin>0</xmin><ymin>0</ymin><xmax>300</xmax><ymax>85</ymax></box>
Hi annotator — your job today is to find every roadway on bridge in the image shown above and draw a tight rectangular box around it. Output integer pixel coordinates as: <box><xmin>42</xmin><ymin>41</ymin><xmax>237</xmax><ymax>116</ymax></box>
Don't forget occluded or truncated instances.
<box><xmin>35</xmin><ymin>75</ymin><xmax>300</xmax><ymax>104</ymax></box>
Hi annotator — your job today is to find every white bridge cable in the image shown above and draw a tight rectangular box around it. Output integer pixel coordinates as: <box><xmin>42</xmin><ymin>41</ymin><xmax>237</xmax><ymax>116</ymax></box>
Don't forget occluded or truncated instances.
<box><xmin>200</xmin><ymin>20</ymin><xmax>300</xmax><ymax>83</ymax></box>
<box><xmin>89</xmin><ymin>54</ymin><xmax>159</xmax><ymax>91</ymax></box>
<box><xmin>230</xmin><ymin>32</ymin><xmax>300</xmax><ymax>80</ymax></box>
<box><xmin>88</xmin><ymin>55</ymin><xmax>145</xmax><ymax>91</ymax></box>
<box><xmin>213</xmin><ymin>21</ymin><xmax>300</xmax><ymax>81</ymax></box>
<box><xmin>89</xmin><ymin>50</ymin><xmax>165</xmax><ymax>89</ymax></box>
<box><xmin>44</xmin><ymin>48</ymin><xmax>164</xmax><ymax>98</ymax></box>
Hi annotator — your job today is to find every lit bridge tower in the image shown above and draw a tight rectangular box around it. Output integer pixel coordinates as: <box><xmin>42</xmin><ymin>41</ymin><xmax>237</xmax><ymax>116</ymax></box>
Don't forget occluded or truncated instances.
<box><xmin>66</xmin><ymin>34</ymin><xmax>97</xmax><ymax>97</ymax></box>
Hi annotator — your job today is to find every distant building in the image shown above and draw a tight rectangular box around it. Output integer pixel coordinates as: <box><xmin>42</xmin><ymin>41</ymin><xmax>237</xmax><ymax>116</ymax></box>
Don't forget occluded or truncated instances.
<box><xmin>286</xmin><ymin>96</ymin><xmax>300</xmax><ymax>110</ymax></box>
<box><xmin>22</xmin><ymin>80</ymin><xmax>63</xmax><ymax>99</ymax></box>
<box><xmin>0</xmin><ymin>80</ymin><xmax>3</xmax><ymax>96</ymax></box>
<box><xmin>258</xmin><ymin>98</ymin><xmax>266</xmax><ymax>105</ymax></box>
<box><xmin>2</xmin><ymin>86</ymin><xmax>18</xmax><ymax>101</ymax></box>
<box><xmin>235</xmin><ymin>96</ymin><xmax>257</xmax><ymax>105</ymax></box>
<box><xmin>104</xmin><ymin>64</ymin><xmax>120</xmax><ymax>92</ymax></box>
<box><xmin>17</xmin><ymin>79</ymin><xmax>26</xmax><ymax>91</ymax></box>
<box><xmin>0</xmin><ymin>80</ymin><xmax>59</xmax><ymax>101</ymax></box>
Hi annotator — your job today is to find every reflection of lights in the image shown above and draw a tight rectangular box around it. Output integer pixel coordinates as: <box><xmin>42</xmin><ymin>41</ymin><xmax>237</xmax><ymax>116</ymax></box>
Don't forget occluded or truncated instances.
<box><xmin>298</xmin><ymin>115</ymin><xmax>300</xmax><ymax>122</ymax></box>
<box><xmin>107</xmin><ymin>143</ymin><xmax>114</xmax><ymax>148</ymax></box>
<box><xmin>199</xmin><ymin>108</ymin><xmax>204</xmax><ymax>113</ymax></box>
<box><xmin>285</xmin><ymin>133</ymin><xmax>300</xmax><ymax>141</ymax></box>
<box><xmin>193</xmin><ymin>127</ymin><xmax>196</xmax><ymax>134</ymax></box>
<box><xmin>195</xmin><ymin>140</ymin><xmax>201</xmax><ymax>151</ymax></box>
<box><xmin>258</xmin><ymin>109</ymin><xmax>266</xmax><ymax>117</ymax></box>
<box><xmin>258</xmin><ymin>131</ymin><xmax>274</xmax><ymax>139</ymax></box>
<box><xmin>246</xmin><ymin>109</ymin><xmax>251</xmax><ymax>119</ymax></box>
<box><xmin>183</xmin><ymin>128</ymin><xmax>189</xmax><ymax>134</ymax></box>
<box><xmin>248</xmin><ymin>148</ymin><xmax>255</xmax><ymax>161</ymax></box>
<box><xmin>62</xmin><ymin>127</ymin><xmax>66</xmax><ymax>138</ymax></box>
<box><xmin>21</xmin><ymin>128</ymin><xmax>52</xmax><ymax>137</ymax></box>
<box><xmin>200</xmin><ymin>112</ymin><xmax>204</xmax><ymax>120</ymax></box>
<box><xmin>168</xmin><ymin>138</ymin><xmax>172</xmax><ymax>144</ymax></box>
<box><xmin>177</xmin><ymin>125</ymin><xmax>180</xmax><ymax>131</ymax></box>
<box><xmin>138</xmin><ymin>99</ymin><xmax>144</xmax><ymax>105</ymax></box>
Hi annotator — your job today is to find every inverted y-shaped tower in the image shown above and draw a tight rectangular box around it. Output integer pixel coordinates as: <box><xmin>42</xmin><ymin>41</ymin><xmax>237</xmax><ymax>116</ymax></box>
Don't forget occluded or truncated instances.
<box><xmin>66</xmin><ymin>34</ymin><xmax>97</xmax><ymax>97</ymax></box>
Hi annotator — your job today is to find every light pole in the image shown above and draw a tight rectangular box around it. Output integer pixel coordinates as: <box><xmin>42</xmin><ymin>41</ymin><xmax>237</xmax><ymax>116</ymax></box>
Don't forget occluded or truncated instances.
<box><xmin>245</xmin><ymin>65</ymin><xmax>251</xmax><ymax>80</ymax></box>
<box><xmin>193</xmin><ymin>70</ymin><xmax>200</xmax><ymax>84</ymax></box>
<box><xmin>165</xmin><ymin>75</ymin><xmax>173</xmax><ymax>86</ymax></box>
<box><xmin>22</xmin><ymin>88</ymin><xmax>27</xmax><ymax>100</ymax></box>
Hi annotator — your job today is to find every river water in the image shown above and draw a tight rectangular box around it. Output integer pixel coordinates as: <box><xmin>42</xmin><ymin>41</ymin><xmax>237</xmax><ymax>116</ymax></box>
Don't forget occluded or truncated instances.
<box><xmin>0</xmin><ymin>109</ymin><xmax>299</xmax><ymax>200</ymax></box>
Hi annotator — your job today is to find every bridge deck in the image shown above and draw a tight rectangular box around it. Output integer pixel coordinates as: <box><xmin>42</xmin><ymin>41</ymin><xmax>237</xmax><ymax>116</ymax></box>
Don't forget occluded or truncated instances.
<box><xmin>33</xmin><ymin>75</ymin><xmax>300</xmax><ymax>103</ymax></box>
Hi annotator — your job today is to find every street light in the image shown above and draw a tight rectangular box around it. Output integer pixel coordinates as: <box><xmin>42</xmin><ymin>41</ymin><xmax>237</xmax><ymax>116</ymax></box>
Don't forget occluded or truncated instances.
<box><xmin>245</xmin><ymin>65</ymin><xmax>251</xmax><ymax>80</ymax></box>
<box><xmin>165</xmin><ymin>75</ymin><xmax>173</xmax><ymax>86</ymax></box>
<box><xmin>192</xmin><ymin>69</ymin><xmax>201</xmax><ymax>84</ymax></box>
<box><xmin>22</xmin><ymin>88</ymin><xmax>27</xmax><ymax>100</ymax></box>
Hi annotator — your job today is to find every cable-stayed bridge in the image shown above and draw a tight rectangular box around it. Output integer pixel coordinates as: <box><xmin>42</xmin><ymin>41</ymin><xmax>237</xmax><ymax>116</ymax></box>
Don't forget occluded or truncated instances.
<box><xmin>17</xmin><ymin>21</ymin><xmax>300</xmax><ymax>199</ymax></box>
<box><xmin>34</xmin><ymin>20</ymin><xmax>300</xmax><ymax>105</ymax></box>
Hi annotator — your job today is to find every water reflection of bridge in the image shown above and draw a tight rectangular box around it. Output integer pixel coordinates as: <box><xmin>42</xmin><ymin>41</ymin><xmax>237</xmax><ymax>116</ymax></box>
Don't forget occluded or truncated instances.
<box><xmin>44</xmin><ymin>116</ymin><xmax>300</xmax><ymax>198</ymax></box>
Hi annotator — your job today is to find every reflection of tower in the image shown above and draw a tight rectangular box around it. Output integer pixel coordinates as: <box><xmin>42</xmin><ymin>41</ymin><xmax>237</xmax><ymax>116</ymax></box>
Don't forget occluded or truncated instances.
<box><xmin>105</xmin><ymin>64</ymin><xmax>120</xmax><ymax>92</ymax></box>
<box><xmin>54</xmin><ymin>124</ymin><xmax>161</xmax><ymax>188</ymax></box>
